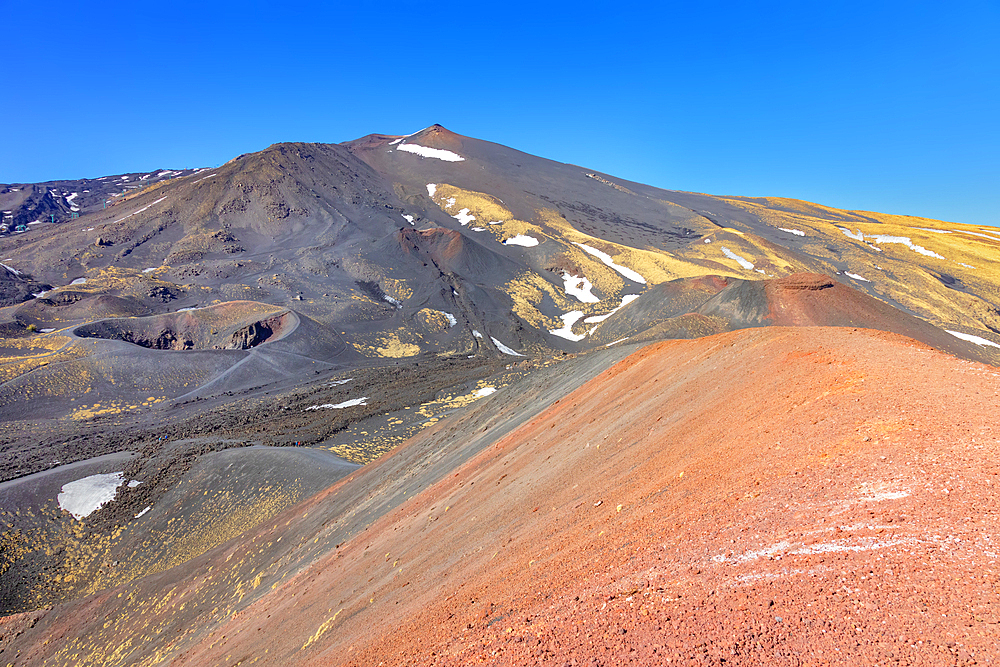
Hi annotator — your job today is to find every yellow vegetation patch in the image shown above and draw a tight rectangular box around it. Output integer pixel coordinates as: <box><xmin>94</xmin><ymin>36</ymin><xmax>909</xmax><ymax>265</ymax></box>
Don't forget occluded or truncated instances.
<box><xmin>352</xmin><ymin>331</ymin><xmax>421</xmax><ymax>358</ymax></box>
<box><xmin>429</xmin><ymin>184</ymin><xmax>544</xmax><ymax>242</ymax></box>
<box><xmin>416</xmin><ymin>308</ymin><xmax>453</xmax><ymax>333</ymax></box>
<box><xmin>303</xmin><ymin>608</ymin><xmax>344</xmax><ymax>650</ymax></box>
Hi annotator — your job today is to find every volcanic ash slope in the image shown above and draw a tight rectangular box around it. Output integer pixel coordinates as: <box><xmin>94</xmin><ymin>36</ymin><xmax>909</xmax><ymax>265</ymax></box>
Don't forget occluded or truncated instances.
<box><xmin>7</xmin><ymin>325</ymin><xmax>1000</xmax><ymax>666</ymax></box>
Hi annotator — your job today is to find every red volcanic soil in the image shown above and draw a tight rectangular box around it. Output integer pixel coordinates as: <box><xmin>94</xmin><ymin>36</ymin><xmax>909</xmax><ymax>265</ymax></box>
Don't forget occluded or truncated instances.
<box><xmin>8</xmin><ymin>326</ymin><xmax>1000</xmax><ymax>666</ymax></box>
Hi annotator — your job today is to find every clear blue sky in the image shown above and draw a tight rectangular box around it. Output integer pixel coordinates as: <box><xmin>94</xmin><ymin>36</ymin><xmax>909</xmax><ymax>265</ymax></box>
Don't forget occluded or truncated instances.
<box><xmin>3</xmin><ymin>1</ymin><xmax>997</xmax><ymax>225</ymax></box>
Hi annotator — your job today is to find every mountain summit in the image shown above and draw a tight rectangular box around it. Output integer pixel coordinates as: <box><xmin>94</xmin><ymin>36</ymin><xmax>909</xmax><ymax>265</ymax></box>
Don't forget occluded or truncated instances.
<box><xmin>1</xmin><ymin>127</ymin><xmax>999</xmax><ymax>665</ymax></box>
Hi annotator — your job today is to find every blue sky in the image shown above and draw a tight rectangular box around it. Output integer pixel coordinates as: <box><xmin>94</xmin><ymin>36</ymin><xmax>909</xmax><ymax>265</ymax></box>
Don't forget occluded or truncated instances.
<box><xmin>3</xmin><ymin>1</ymin><xmax>997</xmax><ymax>225</ymax></box>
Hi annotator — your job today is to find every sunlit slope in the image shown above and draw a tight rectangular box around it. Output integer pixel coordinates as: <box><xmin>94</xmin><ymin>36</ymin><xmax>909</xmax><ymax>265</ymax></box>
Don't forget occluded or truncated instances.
<box><xmin>350</xmin><ymin>126</ymin><xmax>1000</xmax><ymax>354</ymax></box>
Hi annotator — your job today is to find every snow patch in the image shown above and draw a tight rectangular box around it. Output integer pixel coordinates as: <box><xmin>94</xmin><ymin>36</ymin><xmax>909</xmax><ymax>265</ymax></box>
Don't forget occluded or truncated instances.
<box><xmin>778</xmin><ymin>228</ymin><xmax>805</xmax><ymax>236</ymax></box>
<box><xmin>383</xmin><ymin>294</ymin><xmax>403</xmax><ymax>308</ymax></box>
<box><xmin>916</xmin><ymin>227</ymin><xmax>951</xmax><ymax>234</ymax></box>
<box><xmin>114</xmin><ymin>196</ymin><xmax>168</xmax><ymax>224</ymax></box>
<box><xmin>70</xmin><ymin>277</ymin><xmax>87</xmax><ymax>285</ymax></box>
<box><xmin>720</xmin><ymin>246</ymin><xmax>754</xmax><ymax>270</ymax></box>
<box><xmin>57</xmin><ymin>472</ymin><xmax>125</xmax><ymax>520</ymax></box>
<box><xmin>143</xmin><ymin>267</ymin><xmax>157</xmax><ymax>273</ymax></box>
<box><xmin>452</xmin><ymin>208</ymin><xmax>475</xmax><ymax>226</ymax></box>
<box><xmin>838</xmin><ymin>227</ymin><xmax>865</xmax><ymax>241</ymax></box>
<box><xmin>839</xmin><ymin>228</ymin><xmax>944</xmax><ymax>259</ymax></box>
<box><xmin>504</xmin><ymin>234</ymin><xmax>539</xmax><ymax>247</ymax></box>
<box><xmin>572</xmin><ymin>242</ymin><xmax>646</xmax><ymax>284</ymax></box>
<box><xmin>491</xmin><ymin>337</ymin><xmax>524</xmax><ymax>356</ymax></box>
<box><xmin>845</xmin><ymin>272</ymin><xmax>870</xmax><ymax>282</ymax></box>
<box><xmin>549</xmin><ymin>311</ymin><xmax>587</xmax><ymax>341</ymax></box>
<box><xmin>946</xmin><ymin>330</ymin><xmax>1000</xmax><ymax>349</ymax></box>
<box><xmin>472</xmin><ymin>330</ymin><xmax>483</xmax><ymax>338</ymax></box>
<box><xmin>561</xmin><ymin>272</ymin><xmax>599</xmax><ymax>303</ymax></box>
<box><xmin>583</xmin><ymin>294</ymin><xmax>641</xmax><ymax>324</ymax></box>
<box><xmin>305</xmin><ymin>397</ymin><xmax>369</xmax><ymax>411</ymax></box>
<box><xmin>1</xmin><ymin>263</ymin><xmax>20</xmax><ymax>275</ymax></box>
<box><xmin>135</xmin><ymin>506</ymin><xmax>151</xmax><ymax>519</ymax></box>
<box><xmin>442</xmin><ymin>312</ymin><xmax>457</xmax><ymax>327</ymax></box>
<box><xmin>396</xmin><ymin>144</ymin><xmax>465</xmax><ymax>162</ymax></box>
<box><xmin>426</xmin><ymin>183</ymin><xmax>437</xmax><ymax>197</ymax></box>
<box><xmin>868</xmin><ymin>235</ymin><xmax>944</xmax><ymax>258</ymax></box>
<box><xmin>402</xmin><ymin>214</ymin><xmax>414</xmax><ymax>225</ymax></box>
<box><xmin>474</xmin><ymin>387</ymin><xmax>496</xmax><ymax>398</ymax></box>
<box><xmin>961</xmin><ymin>230</ymin><xmax>1000</xmax><ymax>240</ymax></box>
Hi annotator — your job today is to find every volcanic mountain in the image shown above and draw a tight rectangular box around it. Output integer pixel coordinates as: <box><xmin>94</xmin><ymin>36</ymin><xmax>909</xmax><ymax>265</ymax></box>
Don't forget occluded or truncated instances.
<box><xmin>1</xmin><ymin>126</ymin><xmax>999</xmax><ymax>665</ymax></box>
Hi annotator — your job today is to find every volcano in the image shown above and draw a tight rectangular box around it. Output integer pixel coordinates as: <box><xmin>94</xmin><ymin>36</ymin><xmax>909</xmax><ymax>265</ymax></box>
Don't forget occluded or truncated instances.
<box><xmin>1</xmin><ymin>126</ymin><xmax>999</xmax><ymax>665</ymax></box>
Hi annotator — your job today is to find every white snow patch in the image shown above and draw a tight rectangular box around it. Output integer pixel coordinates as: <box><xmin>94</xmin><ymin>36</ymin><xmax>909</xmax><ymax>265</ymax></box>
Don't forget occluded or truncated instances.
<box><xmin>143</xmin><ymin>267</ymin><xmax>157</xmax><ymax>273</ymax></box>
<box><xmin>452</xmin><ymin>208</ymin><xmax>475</xmax><ymax>226</ymax></box>
<box><xmin>561</xmin><ymin>272</ymin><xmax>599</xmax><ymax>303</ymax></box>
<box><xmin>472</xmin><ymin>330</ymin><xmax>483</xmax><ymax>338</ymax></box>
<box><xmin>959</xmin><ymin>262</ymin><xmax>976</xmax><ymax>269</ymax></box>
<box><xmin>504</xmin><ymin>234</ymin><xmax>539</xmax><ymax>247</ymax></box>
<box><xmin>114</xmin><ymin>196</ymin><xmax>167</xmax><ymax>223</ymax></box>
<box><xmin>491</xmin><ymin>337</ymin><xmax>524</xmax><ymax>356</ymax></box>
<box><xmin>305</xmin><ymin>397</ymin><xmax>369</xmax><ymax>411</ymax></box>
<box><xmin>128</xmin><ymin>479</ymin><xmax>142</xmax><ymax>488</ymax></box>
<box><xmin>549</xmin><ymin>311</ymin><xmax>587</xmax><ymax>341</ymax></box>
<box><xmin>177</xmin><ymin>306</ymin><xmax>199</xmax><ymax>312</ymax></box>
<box><xmin>961</xmin><ymin>230</ymin><xmax>1000</xmax><ymax>240</ymax></box>
<box><xmin>868</xmin><ymin>235</ymin><xmax>945</xmax><ymax>258</ymax></box>
<box><xmin>193</xmin><ymin>173</ymin><xmax>217</xmax><ymax>184</ymax></box>
<box><xmin>396</xmin><ymin>143</ymin><xmax>465</xmax><ymax>162</ymax></box>
<box><xmin>426</xmin><ymin>183</ymin><xmax>437</xmax><ymax>197</ymax></box>
<box><xmin>471</xmin><ymin>227</ymin><xmax>486</xmax><ymax>231</ymax></box>
<box><xmin>135</xmin><ymin>506</ymin><xmax>152</xmax><ymax>519</ymax></box>
<box><xmin>58</xmin><ymin>472</ymin><xmax>125</xmax><ymax>519</ymax></box>
<box><xmin>327</xmin><ymin>378</ymin><xmax>353</xmax><ymax>386</ymax></box>
<box><xmin>845</xmin><ymin>272</ymin><xmax>870</xmax><ymax>282</ymax></box>
<box><xmin>703</xmin><ymin>238</ymin><xmax>712</xmax><ymax>244</ymax></box>
<box><xmin>720</xmin><ymin>246</ymin><xmax>755</xmax><ymax>270</ymax></box>
<box><xmin>947</xmin><ymin>330</ymin><xmax>1000</xmax><ymax>349</ymax></box>
<box><xmin>839</xmin><ymin>227</ymin><xmax>944</xmax><ymax>258</ymax></box>
<box><xmin>32</xmin><ymin>291</ymin><xmax>49</xmax><ymax>299</ymax></box>
<box><xmin>779</xmin><ymin>228</ymin><xmax>805</xmax><ymax>236</ymax></box>
<box><xmin>583</xmin><ymin>294</ymin><xmax>641</xmax><ymax>324</ymax></box>
<box><xmin>70</xmin><ymin>277</ymin><xmax>87</xmax><ymax>285</ymax></box>
<box><xmin>915</xmin><ymin>227</ymin><xmax>951</xmax><ymax>234</ymax></box>
<box><xmin>488</xmin><ymin>220</ymin><xmax>502</xmax><ymax>225</ymax></box>
<box><xmin>442</xmin><ymin>312</ymin><xmax>457</xmax><ymax>327</ymax></box>
<box><xmin>1</xmin><ymin>263</ymin><xmax>20</xmax><ymax>275</ymax></box>
<box><xmin>402</xmin><ymin>214</ymin><xmax>414</xmax><ymax>225</ymax></box>
<box><xmin>39</xmin><ymin>327</ymin><xmax>56</xmax><ymax>333</ymax></box>
<box><xmin>474</xmin><ymin>387</ymin><xmax>496</xmax><ymax>398</ymax></box>
<box><xmin>605</xmin><ymin>337</ymin><xmax>630</xmax><ymax>346</ymax></box>
<box><xmin>572</xmin><ymin>242</ymin><xmax>646</xmax><ymax>284</ymax></box>
<box><xmin>383</xmin><ymin>294</ymin><xmax>403</xmax><ymax>308</ymax></box>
